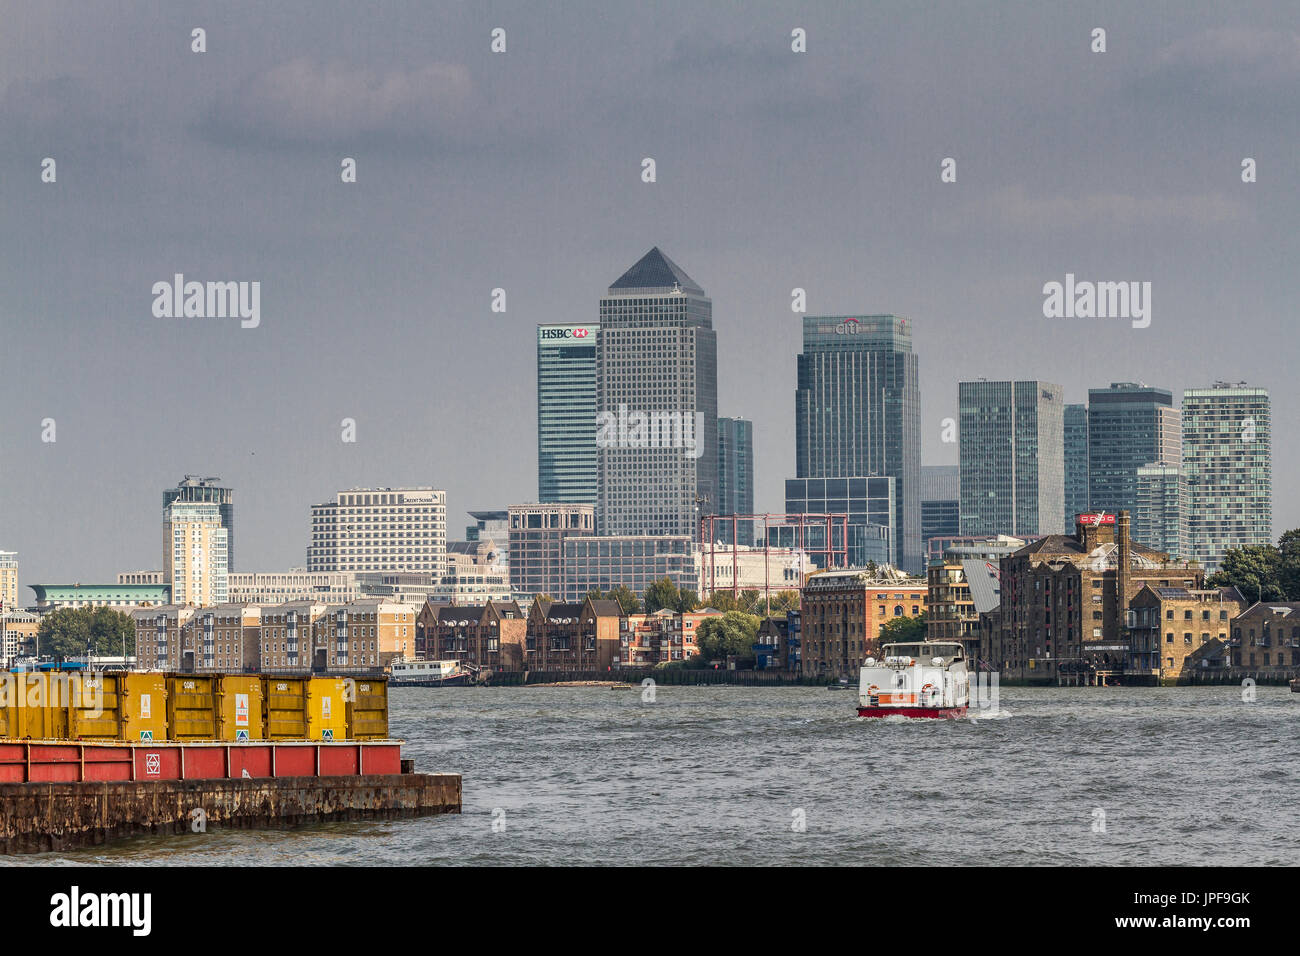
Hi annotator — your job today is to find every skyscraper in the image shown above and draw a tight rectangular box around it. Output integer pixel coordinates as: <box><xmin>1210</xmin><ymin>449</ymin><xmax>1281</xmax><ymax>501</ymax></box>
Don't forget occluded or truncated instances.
<box><xmin>1064</xmin><ymin>403</ymin><xmax>1089</xmax><ymax>527</ymax></box>
<box><xmin>165</xmin><ymin>476</ymin><xmax>235</xmax><ymax>569</ymax></box>
<box><xmin>596</xmin><ymin>247</ymin><xmax>717</xmax><ymax>539</ymax></box>
<box><xmin>1135</xmin><ymin>463</ymin><xmax>1188</xmax><ymax>559</ymax></box>
<box><xmin>0</xmin><ymin>551</ymin><xmax>16</xmax><ymax>612</ymax></box>
<box><xmin>537</xmin><ymin>323</ymin><xmax>599</xmax><ymax>505</ymax></box>
<box><xmin>1182</xmin><ymin>382</ymin><xmax>1272</xmax><ymax>570</ymax></box>
<box><xmin>1087</xmin><ymin>383</ymin><xmax>1180</xmax><ymax>516</ymax></box>
<box><xmin>958</xmin><ymin>380</ymin><xmax>1064</xmax><ymax>537</ymax></box>
<box><xmin>795</xmin><ymin>315</ymin><xmax>921</xmax><ymax>571</ymax></box>
<box><xmin>919</xmin><ymin>465</ymin><xmax>960</xmax><ymax>543</ymax></box>
<box><xmin>163</xmin><ymin>500</ymin><xmax>229</xmax><ymax>606</ymax></box>
<box><xmin>717</xmin><ymin>417</ymin><xmax>754</xmax><ymax>544</ymax></box>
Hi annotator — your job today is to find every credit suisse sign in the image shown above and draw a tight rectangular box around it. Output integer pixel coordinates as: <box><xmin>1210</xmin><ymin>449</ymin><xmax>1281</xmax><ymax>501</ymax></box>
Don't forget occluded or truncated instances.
<box><xmin>539</xmin><ymin>326</ymin><xmax>596</xmax><ymax>341</ymax></box>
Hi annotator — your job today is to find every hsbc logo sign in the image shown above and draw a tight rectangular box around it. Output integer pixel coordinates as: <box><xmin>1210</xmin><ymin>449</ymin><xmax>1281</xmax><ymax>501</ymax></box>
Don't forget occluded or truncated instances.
<box><xmin>540</xmin><ymin>326</ymin><xmax>595</xmax><ymax>341</ymax></box>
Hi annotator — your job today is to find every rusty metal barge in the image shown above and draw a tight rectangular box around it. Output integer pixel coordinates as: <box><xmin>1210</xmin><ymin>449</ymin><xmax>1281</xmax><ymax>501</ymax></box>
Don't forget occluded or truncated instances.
<box><xmin>0</xmin><ymin>671</ymin><xmax>460</xmax><ymax>854</ymax></box>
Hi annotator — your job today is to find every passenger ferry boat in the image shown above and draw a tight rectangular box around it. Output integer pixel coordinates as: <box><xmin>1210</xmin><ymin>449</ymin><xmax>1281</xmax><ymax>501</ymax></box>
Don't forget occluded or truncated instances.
<box><xmin>857</xmin><ymin>641</ymin><xmax>969</xmax><ymax>719</ymax></box>
<box><xmin>389</xmin><ymin>659</ymin><xmax>471</xmax><ymax>686</ymax></box>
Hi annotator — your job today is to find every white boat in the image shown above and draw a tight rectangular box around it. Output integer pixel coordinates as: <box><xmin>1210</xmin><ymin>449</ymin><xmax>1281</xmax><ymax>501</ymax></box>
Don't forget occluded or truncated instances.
<box><xmin>389</xmin><ymin>659</ymin><xmax>471</xmax><ymax>686</ymax></box>
<box><xmin>857</xmin><ymin>641</ymin><xmax>969</xmax><ymax>718</ymax></box>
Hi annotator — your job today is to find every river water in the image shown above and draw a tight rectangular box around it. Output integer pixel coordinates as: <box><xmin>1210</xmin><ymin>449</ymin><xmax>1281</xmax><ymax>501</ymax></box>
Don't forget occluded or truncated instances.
<box><xmin>22</xmin><ymin>684</ymin><xmax>1300</xmax><ymax>866</ymax></box>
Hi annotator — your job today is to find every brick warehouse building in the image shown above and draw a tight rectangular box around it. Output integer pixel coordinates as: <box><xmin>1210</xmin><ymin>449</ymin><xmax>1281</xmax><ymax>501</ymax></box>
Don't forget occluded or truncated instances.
<box><xmin>799</xmin><ymin>567</ymin><xmax>926</xmax><ymax>679</ymax></box>
<box><xmin>981</xmin><ymin>511</ymin><xmax>1204</xmax><ymax>684</ymax></box>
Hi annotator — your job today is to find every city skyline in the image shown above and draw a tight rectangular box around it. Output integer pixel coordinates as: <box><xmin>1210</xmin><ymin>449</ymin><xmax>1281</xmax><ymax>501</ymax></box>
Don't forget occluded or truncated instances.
<box><xmin>3</xmin><ymin>2</ymin><xmax>1298</xmax><ymax>585</ymax></box>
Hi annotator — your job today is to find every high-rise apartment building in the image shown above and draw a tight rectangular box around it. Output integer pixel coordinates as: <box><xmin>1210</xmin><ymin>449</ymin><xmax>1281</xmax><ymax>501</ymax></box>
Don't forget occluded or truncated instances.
<box><xmin>0</xmin><ymin>551</ymin><xmax>16</xmax><ymax>612</ymax></box>
<box><xmin>163</xmin><ymin>500</ymin><xmax>229</xmax><ymax>606</ymax></box>
<box><xmin>958</xmin><ymin>380</ymin><xmax>1064</xmax><ymax>537</ymax></box>
<box><xmin>307</xmin><ymin>487</ymin><xmax>447</xmax><ymax>574</ymax></box>
<box><xmin>1182</xmin><ymin>383</ymin><xmax>1272</xmax><ymax>570</ymax></box>
<box><xmin>596</xmin><ymin>248</ymin><xmax>717</xmax><ymax>539</ymax></box>
<box><xmin>165</xmin><ymin>477</ymin><xmax>235</xmax><ymax>569</ymax></box>
<box><xmin>538</xmin><ymin>324</ymin><xmax>600</xmax><ymax>505</ymax></box>
<box><xmin>716</xmin><ymin>417</ymin><xmax>754</xmax><ymax>544</ymax></box>
<box><xmin>1064</xmin><ymin>403</ymin><xmax>1089</xmax><ymax>527</ymax></box>
<box><xmin>795</xmin><ymin>315</ymin><xmax>921</xmax><ymax>572</ymax></box>
<box><xmin>1135</xmin><ymin>463</ymin><xmax>1189</xmax><ymax>560</ymax></box>
<box><xmin>1087</xmin><ymin>384</ymin><xmax>1180</xmax><ymax>516</ymax></box>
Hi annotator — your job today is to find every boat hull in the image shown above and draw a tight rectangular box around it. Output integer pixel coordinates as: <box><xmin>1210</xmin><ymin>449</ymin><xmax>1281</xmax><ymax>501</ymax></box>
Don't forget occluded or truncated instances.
<box><xmin>857</xmin><ymin>705</ymin><xmax>967</xmax><ymax>719</ymax></box>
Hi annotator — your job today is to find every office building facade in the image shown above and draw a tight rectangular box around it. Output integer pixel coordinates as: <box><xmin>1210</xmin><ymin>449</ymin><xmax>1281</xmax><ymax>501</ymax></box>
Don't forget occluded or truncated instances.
<box><xmin>1086</xmin><ymin>383</ymin><xmax>1180</xmax><ymax>516</ymax></box>
<box><xmin>1182</xmin><ymin>383</ymin><xmax>1272</xmax><ymax>571</ymax></box>
<box><xmin>795</xmin><ymin>315</ymin><xmax>921</xmax><ymax>572</ymax></box>
<box><xmin>538</xmin><ymin>324</ymin><xmax>600</xmax><ymax>506</ymax></box>
<box><xmin>958</xmin><ymin>380</ymin><xmax>1064</xmax><ymax>537</ymax></box>
<box><xmin>1064</xmin><ymin>403</ymin><xmax>1089</xmax><ymax>528</ymax></box>
<box><xmin>716</xmin><ymin>417</ymin><xmax>755</xmax><ymax>544</ymax></box>
<box><xmin>1135</xmin><ymin>463</ymin><xmax>1189</xmax><ymax>560</ymax></box>
<box><xmin>307</xmin><ymin>487</ymin><xmax>447</xmax><ymax>575</ymax></box>
<box><xmin>0</xmin><ymin>551</ymin><xmax>16</xmax><ymax>612</ymax></box>
<box><xmin>919</xmin><ymin>465</ymin><xmax>960</xmax><ymax>543</ymax></box>
<box><xmin>783</xmin><ymin>476</ymin><xmax>895</xmax><ymax>568</ymax></box>
<box><xmin>508</xmin><ymin>503</ymin><xmax>596</xmax><ymax>600</ymax></box>
<box><xmin>596</xmin><ymin>247</ymin><xmax>718</xmax><ymax>539</ymax></box>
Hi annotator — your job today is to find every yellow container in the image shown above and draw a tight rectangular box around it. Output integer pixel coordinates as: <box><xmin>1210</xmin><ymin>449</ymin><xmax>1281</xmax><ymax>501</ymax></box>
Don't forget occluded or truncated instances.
<box><xmin>67</xmin><ymin>672</ymin><xmax>122</xmax><ymax>739</ymax></box>
<box><xmin>344</xmin><ymin>677</ymin><xmax>389</xmax><ymax>740</ymax></box>
<box><xmin>166</xmin><ymin>674</ymin><xmax>220</xmax><ymax>739</ymax></box>
<box><xmin>10</xmin><ymin>673</ymin><xmax>69</xmax><ymax>739</ymax></box>
<box><xmin>306</xmin><ymin>677</ymin><xmax>349</xmax><ymax>741</ymax></box>
<box><xmin>117</xmin><ymin>673</ymin><xmax>168</xmax><ymax>741</ymax></box>
<box><xmin>262</xmin><ymin>676</ymin><xmax>310</xmax><ymax>739</ymax></box>
<box><xmin>216</xmin><ymin>675</ymin><xmax>264</xmax><ymax>741</ymax></box>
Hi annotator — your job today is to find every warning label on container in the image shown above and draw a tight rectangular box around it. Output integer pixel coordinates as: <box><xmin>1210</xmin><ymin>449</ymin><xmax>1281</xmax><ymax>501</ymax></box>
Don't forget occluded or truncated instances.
<box><xmin>235</xmin><ymin>693</ymin><xmax>249</xmax><ymax>727</ymax></box>
<box><xmin>322</xmin><ymin>696</ymin><xmax>331</xmax><ymax>719</ymax></box>
<box><xmin>145</xmin><ymin>753</ymin><xmax>160</xmax><ymax>775</ymax></box>
<box><xmin>322</xmin><ymin>729</ymin><xmax>334</xmax><ymax>741</ymax></box>
<box><xmin>140</xmin><ymin>694</ymin><xmax>152</xmax><ymax>718</ymax></box>
<box><xmin>236</xmin><ymin>729</ymin><xmax>249</xmax><ymax>741</ymax></box>
<box><xmin>140</xmin><ymin>730</ymin><xmax>153</xmax><ymax>741</ymax></box>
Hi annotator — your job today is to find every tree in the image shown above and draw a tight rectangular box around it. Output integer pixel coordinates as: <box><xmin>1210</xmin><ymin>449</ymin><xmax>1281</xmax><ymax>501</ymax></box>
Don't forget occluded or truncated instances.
<box><xmin>878</xmin><ymin>612</ymin><xmax>926</xmax><ymax>645</ymax></box>
<box><xmin>1206</xmin><ymin>545</ymin><xmax>1284</xmax><ymax>602</ymax></box>
<box><xmin>644</xmin><ymin>578</ymin><xmax>699</xmax><ymax>613</ymax></box>
<box><xmin>694</xmin><ymin>611</ymin><xmax>761</xmax><ymax>665</ymax></box>
<box><xmin>36</xmin><ymin>607</ymin><xmax>136</xmax><ymax>661</ymax></box>
<box><xmin>701</xmin><ymin>591</ymin><xmax>742</xmax><ymax>613</ymax></box>
<box><xmin>1278</xmin><ymin>529</ymin><xmax>1300</xmax><ymax>600</ymax></box>
<box><xmin>586</xmin><ymin>586</ymin><xmax>642</xmax><ymax>614</ymax></box>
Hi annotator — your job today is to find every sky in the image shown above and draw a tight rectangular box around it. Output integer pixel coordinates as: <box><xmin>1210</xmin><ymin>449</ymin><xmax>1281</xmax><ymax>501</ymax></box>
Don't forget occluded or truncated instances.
<box><xmin>1</xmin><ymin>0</ymin><xmax>1296</xmax><ymax>589</ymax></box>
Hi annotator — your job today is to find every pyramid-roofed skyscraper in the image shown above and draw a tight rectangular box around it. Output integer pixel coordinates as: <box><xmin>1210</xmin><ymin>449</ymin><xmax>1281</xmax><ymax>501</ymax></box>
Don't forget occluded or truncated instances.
<box><xmin>596</xmin><ymin>247</ymin><xmax>717</xmax><ymax>539</ymax></box>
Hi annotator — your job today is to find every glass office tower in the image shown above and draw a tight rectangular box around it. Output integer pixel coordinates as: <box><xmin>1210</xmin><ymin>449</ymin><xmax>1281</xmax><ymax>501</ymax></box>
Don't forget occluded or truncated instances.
<box><xmin>1086</xmin><ymin>383</ymin><xmax>1180</xmax><ymax>516</ymax></box>
<box><xmin>795</xmin><ymin>315</ymin><xmax>921</xmax><ymax>572</ymax></box>
<box><xmin>1064</xmin><ymin>403</ymin><xmax>1090</xmax><ymax>528</ymax></box>
<box><xmin>538</xmin><ymin>324</ymin><xmax>600</xmax><ymax>505</ymax></box>
<box><xmin>958</xmin><ymin>380</ymin><xmax>1064</xmax><ymax>537</ymax></box>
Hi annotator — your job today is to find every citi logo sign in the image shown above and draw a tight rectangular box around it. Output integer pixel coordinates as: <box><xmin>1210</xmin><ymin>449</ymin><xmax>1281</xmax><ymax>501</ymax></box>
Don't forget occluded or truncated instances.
<box><xmin>540</xmin><ymin>327</ymin><xmax>592</xmax><ymax>340</ymax></box>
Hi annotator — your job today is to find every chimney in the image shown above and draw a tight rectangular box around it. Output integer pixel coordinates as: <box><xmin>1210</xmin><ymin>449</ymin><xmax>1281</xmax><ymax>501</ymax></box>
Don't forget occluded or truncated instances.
<box><xmin>1116</xmin><ymin>509</ymin><xmax>1132</xmax><ymax>616</ymax></box>
<box><xmin>1076</xmin><ymin>512</ymin><xmax>1116</xmax><ymax>552</ymax></box>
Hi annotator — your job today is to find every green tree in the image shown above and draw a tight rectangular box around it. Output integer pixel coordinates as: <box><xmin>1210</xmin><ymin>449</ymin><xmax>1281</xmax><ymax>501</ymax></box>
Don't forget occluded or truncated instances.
<box><xmin>1206</xmin><ymin>544</ymin><xmax>1284</xmax><ymax>602</ymax></box>
<box><xmin>36</xmin><ymin>607</ymin><xmax>136</xmax><ymax>661</ymax></box>
<box><xmin>588</xmin><ymin>586</ymin><xmax>642</xmax><ymax>614</ymax></box>
<box><xmin>644</xmin><ymin>578</ymin><xmax>699</xmax><ymax>613</ymax></box>
<box><xmin>1277</xmin><ymin>529</ymin><xmax>1300</xmax><ymax>600</ymax></box>
<box><xmin>878</xmin><ymin>612</ymin><xmax>926</xmax><ymax>645</ymax></box>
<box><xmin>694</xmin><ymin>610</ymin><xmax>761</xmax><ymax>665</ymax></box>
<box><xmin>767</xmin><ymin>590</ymin><xmax>801</xmax><ymax>613</ymax></box>
<box><xmin>701</xmin><ymin>591</ymin><xmax>742</xmax><ymax>613</ymax></box>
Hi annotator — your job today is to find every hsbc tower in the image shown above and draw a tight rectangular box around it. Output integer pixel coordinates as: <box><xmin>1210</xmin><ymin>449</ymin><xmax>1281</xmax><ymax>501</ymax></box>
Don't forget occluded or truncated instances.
<box><xmin>538</xmin><ymin>323</ymin><xmax>600</xmax><ymax>505</ymax></box>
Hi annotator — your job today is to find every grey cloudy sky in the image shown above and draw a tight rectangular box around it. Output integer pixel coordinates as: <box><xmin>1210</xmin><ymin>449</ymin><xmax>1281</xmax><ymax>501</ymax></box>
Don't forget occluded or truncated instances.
<box><xmin>2</xmin><ymin>0</ymin><xmax>1296</xmax><ymax>587</ymax></box>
